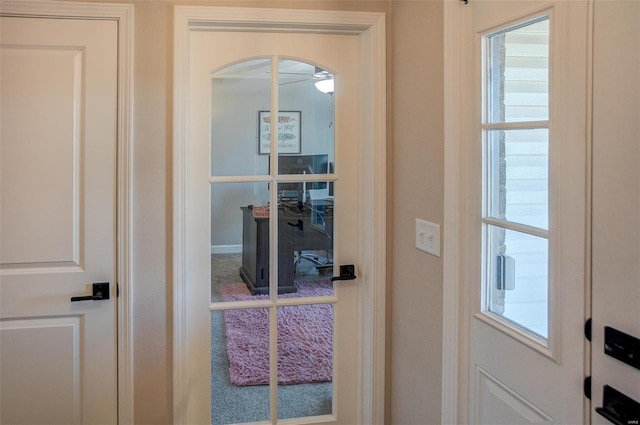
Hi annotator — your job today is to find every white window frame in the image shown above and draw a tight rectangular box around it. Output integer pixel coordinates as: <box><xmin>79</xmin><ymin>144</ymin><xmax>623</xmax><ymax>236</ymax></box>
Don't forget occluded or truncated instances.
<box><xmin>475</xmin><ymin>9</ymin><xmax>560</xmax><ymax>359</ymax></box>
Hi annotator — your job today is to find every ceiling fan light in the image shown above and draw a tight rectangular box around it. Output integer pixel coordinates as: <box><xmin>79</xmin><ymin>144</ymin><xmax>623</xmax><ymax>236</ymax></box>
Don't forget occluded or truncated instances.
<box><xmin>314</xmin><ymin>78</ymin><xmax>334</xmax><ymax>94</ymax></box>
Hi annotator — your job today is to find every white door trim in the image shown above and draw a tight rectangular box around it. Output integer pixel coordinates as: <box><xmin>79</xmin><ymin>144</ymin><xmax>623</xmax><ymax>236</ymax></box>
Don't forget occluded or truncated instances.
<box><xmin>173</xmin><ymin>6</ymin><xmax>386</xmax><ymax>424</ymax></box>
<box><xmin>442</xmin><ymin>1</ymin><xmax>467</xmax><ymax>424</ymax></box>
<box><xmin>0</xmin><ymin>1</ymin><xmax>135</xmax><ymax>423</ymax></box>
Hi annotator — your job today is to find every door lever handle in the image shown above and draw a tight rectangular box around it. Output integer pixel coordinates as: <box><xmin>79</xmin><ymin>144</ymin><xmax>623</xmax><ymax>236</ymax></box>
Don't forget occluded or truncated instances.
<box><xmin>595</xmin><ymin>385</ymin><xmax>640</xmax><ymax>425</ymax></box>
<box><xmin>287</xmin><ymin>220</ymin><xmax>304</xmax><ymax>231</ymax></box>
<box><xmin>331</xmin><ymin>265</ymin><xmax>357</xmax><ymax>281</ymax></box>
<box><xmin>70</xmin><ymin>293</ymin><xmax>104</xmax><ymax>302</ymax></box>
<box><xmin>70</xmin><ymin>282</ymin><xmax>110</xmax><ymax>302</ymax></box>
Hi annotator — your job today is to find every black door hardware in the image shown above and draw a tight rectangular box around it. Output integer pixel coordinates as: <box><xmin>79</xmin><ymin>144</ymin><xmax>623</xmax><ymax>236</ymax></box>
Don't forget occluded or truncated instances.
<box><xmin>584</xmin><ymin>376</ymin><xmax>591</xmax><ymax>400</ymax></box>
<box><xmin>595</xmin><ymin>385</ymin><xmax>639</xmax><ymax>425</ymax></box>
<box><xmin>288</xmin><ymin>219</ymin><xmax>304</xmax><ymax>231</ymax></box>
<box><xmin>330</xmin><ymin>264</ymin><xmax>357</xmax><ymax>281</ymax></box>
<box><xmin>70</xmin><ymin>282</ymin><xmax>110</xmax><ymax>302</ymax></box>
<box><xmin>585</xmin><ymin>318</ymin><xmax>592</xmax><ymax>342</ymax></box>
<box><xmin>604</xmin><ymin>326</ymin><xmax>640</xmax><ymax>370</ymax></box>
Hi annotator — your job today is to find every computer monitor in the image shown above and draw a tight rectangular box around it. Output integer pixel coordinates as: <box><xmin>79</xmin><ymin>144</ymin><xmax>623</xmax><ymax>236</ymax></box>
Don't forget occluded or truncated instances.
<box><xmin>276</xmin><ymin>154</ymin><xmax>328</xmax><ymax>176</ymax></box>
<box><xmin>271</xmin><ymin>154</ymin><xmax>329</xmax><ymax>203</ymax></box>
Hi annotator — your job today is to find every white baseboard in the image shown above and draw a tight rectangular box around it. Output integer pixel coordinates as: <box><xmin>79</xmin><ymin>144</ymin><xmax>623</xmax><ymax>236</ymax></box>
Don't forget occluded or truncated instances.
<box><xmin>211</xmin><ymin>245</ymin><xmax>242</xmax><ymax>254</ymax></box>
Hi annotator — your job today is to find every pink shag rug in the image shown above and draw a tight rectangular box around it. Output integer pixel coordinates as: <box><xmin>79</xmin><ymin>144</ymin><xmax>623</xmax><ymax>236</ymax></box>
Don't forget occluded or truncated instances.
<box><xmin>220</xmin><ymin>280</ymin><xmax>334</xmax><ymax>386</ymax></box>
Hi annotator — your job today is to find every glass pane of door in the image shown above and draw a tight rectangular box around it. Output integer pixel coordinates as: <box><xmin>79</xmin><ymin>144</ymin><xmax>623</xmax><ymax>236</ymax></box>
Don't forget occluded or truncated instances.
<box><xmin>211</xmin><ymin>58</ymin><xmax>271</xmax><ymax>176</ymax></box>
<box><xmin>210</xmin><ymin>57</ymin><xmax>339</xmax><ymax>424</ymax></box>
<box><xmin>486</xmin><ymin>18</ymin><xmax>549</xmax><ymax>123</ymax></box>
<box><xmin>486</xmin><ymin>129</ymin><xmax>549</xmax><ymax>229</ymax></box>
<box><xmin>277</xmin><ymin>303</ymin><xmax>334</xmax><ymax>420</ymax></box>
<box><xmin>275</xmin><ymin>59</ymin><xmax>336</xmax><ymax>419</ymax></box>
<box><xmin>211</xmin><ymin>182</ymin><xmax>270</xmax><ymax>302</ymax></box>
<box><xmin>211</xmin><ymin>309</ymin><xmax>271</xmax><ymax>425</ymax></box>
<box><xmin>210</xmin><ymin>59</ymin><xmax>275</xmax><ymax>425</ymax></box>
<box><xmin>482</xmin><ymin>15</ymin><xmax>551</xmax><ymax>343</ymax></box>
<box><xmin>278</xmin><ymin>181</ymin><xmax>334</xmax><ymax>298</ymax></box>
<box><xmin>486</xmin><ymin>225</ymin><xmax>549</xmax><ymax>338</ymax></box>
<box><xmin>277</xmin><ymin>58</ymin><xmax>335</xmax><ymax>300</ymax></box>
<box><xmin>277</xmin><ymin>58</ymin><xmax>334</xmax><ymax>173</ymax></box>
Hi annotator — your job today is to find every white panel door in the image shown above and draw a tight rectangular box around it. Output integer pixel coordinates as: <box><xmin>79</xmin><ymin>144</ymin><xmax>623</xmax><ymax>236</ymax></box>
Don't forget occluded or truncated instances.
<box><xmin>462</xmin><ymin>1</ymin><xmax>589</xmax><ymax>423</ymax></box>
<box><xmin>0</xmin><ymin>16</ymin><xmax>118</xmax><ymax>424</ymax></box>
<box><xmin>184</xmin><ymin>29</ymin><xmax>360</xmax><ymax>425</ymax></box>
<box><xmin>591</xmin><ymin>1</ymin><xmax>640</xmax><ymax>423</ymax></box>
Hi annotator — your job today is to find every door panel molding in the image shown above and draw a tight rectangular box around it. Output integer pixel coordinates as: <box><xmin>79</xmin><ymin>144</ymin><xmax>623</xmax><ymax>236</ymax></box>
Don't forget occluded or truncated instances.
<box><xmin>173</xmin><ymin>6</ymin><xmax>386</xmax><ymax>424</ymax></box>
<box><xmin>1</xmin><ymin>317</ymin><xmax>82</xmax><ymax>424</ymax></box>
<box><xmin>0</xmin><ymin>1</ymin><xmax>134</xmax><ymax>423</ymax></box>
<box><xmin>0</xmin><ymin>44</ymin><xmax>84</xmax><ymax>268</ymax></box>
<box><xmin>473</xmin><ymin>366</ymin><xmax>552</xmax><ymax>425</ymax></box>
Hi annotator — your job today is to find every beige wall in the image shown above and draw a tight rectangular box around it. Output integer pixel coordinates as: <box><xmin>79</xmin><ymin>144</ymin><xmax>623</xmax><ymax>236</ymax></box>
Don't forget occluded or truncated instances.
<box><xmin>132</xmin><ymin>3</ymin><xmax>173</xmax><ymax>423</ymax></box>
<box><xmin>75</xmin><ymin>0</ymin><xmax>444</xmax><ymax>423</ymax></box>
<box><xmin>389</xmin><ymin>2</ymin><xmax>444</xmax><ymax>424</ymax></box>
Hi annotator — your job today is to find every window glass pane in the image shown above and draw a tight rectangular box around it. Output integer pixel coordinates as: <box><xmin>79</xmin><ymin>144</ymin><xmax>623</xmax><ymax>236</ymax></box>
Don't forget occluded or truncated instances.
<box><xmin>211</xmin><ymin>182</ymin><xmax>270</xmax><ymax>302</ymax></box>
<box><xmin>211</xmin><ymin>59</ymin><xmax>271</xmax><ymax>176</ymax></box>
<box><xmin>277</xmin><ymin>304</ymin><xmax>334</xmax><ymax>420</ymax></box>
<box><xmin>487</xmin><ymin>129</ymin><xmax>548</xmax><ymax>230</ymax></box>
<box><xmin>487</xmin><ymin>18</ymin><xmax>549</xmax><ymax>123</ymax></box>
<box><xmin>486</xmin><ymin>226</ymin><xmax>548</xmax><ymax>338</ymax></box>
<box><xmin>211</xmin><ymin>309</ymin><xmax>271</xmax><ymax>425</ymax></box>
<box><xmin>277</xmin><ymin>59</ymin><xmax>334</xmax><ymax>174</ymax></box>
<box><xmin>277</xmin><ymin>181</ymin><xmax>334</xmax><ymax>299</ymax></box>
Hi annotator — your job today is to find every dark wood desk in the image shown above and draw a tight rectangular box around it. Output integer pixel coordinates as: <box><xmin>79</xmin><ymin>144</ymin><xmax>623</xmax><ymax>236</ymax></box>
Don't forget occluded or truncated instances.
<box><xmin>239</xmin><ymin>203</ymin><xmax>333</xmax><ymax>294</ymax></box>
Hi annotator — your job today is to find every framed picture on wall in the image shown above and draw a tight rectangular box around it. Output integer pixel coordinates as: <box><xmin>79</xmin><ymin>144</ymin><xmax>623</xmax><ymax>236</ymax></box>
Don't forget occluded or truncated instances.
<box><xmin>258</xmin><ymin>111</ymin><xmax>301</xmax><ymax>154</ymax></box>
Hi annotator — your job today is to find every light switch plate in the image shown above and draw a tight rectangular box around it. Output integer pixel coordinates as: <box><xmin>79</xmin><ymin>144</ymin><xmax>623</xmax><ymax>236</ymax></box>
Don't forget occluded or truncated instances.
<box><xmin>415</xmin><ymin>218</ymin><xmax>441</xmax><ymax>257</ymax></box>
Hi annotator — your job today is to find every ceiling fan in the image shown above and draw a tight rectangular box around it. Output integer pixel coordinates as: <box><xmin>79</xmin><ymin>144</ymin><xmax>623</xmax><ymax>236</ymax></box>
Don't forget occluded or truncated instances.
<box><xmin>278</xmin><ymin>67</ymin><xmax>334</xmax><ymax>94</ymax></box>
<box><xmin>279</xmin><ymin>67</ymin><xmax>334</xmax><ymax>87</ymax></box>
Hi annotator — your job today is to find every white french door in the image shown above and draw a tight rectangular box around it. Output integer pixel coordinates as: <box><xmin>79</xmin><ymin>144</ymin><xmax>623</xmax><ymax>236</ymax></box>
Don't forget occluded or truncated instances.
<box><xmin>460</xmin><ymin>1</ymin><xmax>590</xmax><ymax>423</ymax></box>
<box><xmin>173</xmin><ymin>7</ymin><xmax>387</xmax><ymax>425</ymax></box>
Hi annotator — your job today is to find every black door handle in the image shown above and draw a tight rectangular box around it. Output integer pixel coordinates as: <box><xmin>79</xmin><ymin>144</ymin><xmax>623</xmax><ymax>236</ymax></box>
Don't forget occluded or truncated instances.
<box><xmin>287</xmin><ymin>220</ymin><xmax>304</xmax><ymax>231</ymax></box>
<box><xmin>71</xmin><ymin>294</ymin><xmax>104</xmax><ymax>302</ymax></box>
<box><xmin>604</xmin><ymin>326</ymin><xmax>640</xmax><ymax>370</ymax></box>
<box><xmin>595</xmin><ymin>385</ymin><xmax>640</xmax><ymax>425</ymax></box>
<box><xmin>331</xmin><ymin>264</ymin><xmax>357</xmax><ymax>281</ymax></box>
<box><xmin>71</xmin><ymin>282</ymin><xmax>110</xmax><ymax>302</ymax></box>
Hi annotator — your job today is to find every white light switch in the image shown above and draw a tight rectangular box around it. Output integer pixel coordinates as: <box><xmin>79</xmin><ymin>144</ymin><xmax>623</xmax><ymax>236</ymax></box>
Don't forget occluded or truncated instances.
<box><xmin>415</xmin><ymin>218</ymin><xmax>440</xmax><ymax>257</ymax></box>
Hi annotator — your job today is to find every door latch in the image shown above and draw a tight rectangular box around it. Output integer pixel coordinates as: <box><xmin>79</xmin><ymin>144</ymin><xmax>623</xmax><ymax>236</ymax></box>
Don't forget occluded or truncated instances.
<box><xmin>584</xmin><ymin>376</ymin><xmax>591</xmax><ymax>400</ymax></box>
<box><xmin>70</xmin><ymin>282</ymin><xmax>110</xmax><ymax>302</ymax></box>
<box><xmin>330</xmin><ymin>264</ymin><xmax>357</xmax><ymax>281</ymax></box>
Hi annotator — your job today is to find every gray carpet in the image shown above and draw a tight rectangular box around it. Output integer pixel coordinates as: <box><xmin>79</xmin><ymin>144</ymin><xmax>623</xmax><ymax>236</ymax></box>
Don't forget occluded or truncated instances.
<box><xmin>211</xmin><ymin>253</ymin><xmax>333</xmax><ymax>425</ymax></box>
